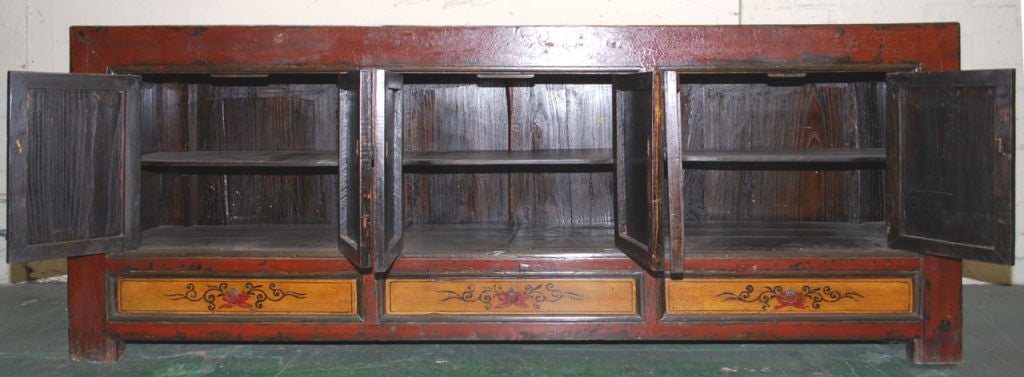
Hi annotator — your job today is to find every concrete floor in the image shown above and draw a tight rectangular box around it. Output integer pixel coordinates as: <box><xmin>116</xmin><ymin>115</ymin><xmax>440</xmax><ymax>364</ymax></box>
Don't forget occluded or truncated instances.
<box><xmin>0</xmin><ymin>283</ymin><xmax>1021</xmax><ymax>376</ymax></box>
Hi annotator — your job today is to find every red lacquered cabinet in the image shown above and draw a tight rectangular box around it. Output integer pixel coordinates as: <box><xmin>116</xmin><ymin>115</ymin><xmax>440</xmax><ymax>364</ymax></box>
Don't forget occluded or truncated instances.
<box><xmin>6</xmin><ymin>24</ymin><xmax>1014</xmax><ymax>364</ymax></box>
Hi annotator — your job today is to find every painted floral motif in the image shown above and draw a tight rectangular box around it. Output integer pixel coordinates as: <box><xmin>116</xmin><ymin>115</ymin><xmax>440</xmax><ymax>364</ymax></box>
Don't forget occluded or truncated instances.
<box><xmin>717</xmin><ymin>285</ymin><xmax>864</xmax><ymax>311</ymax></box>
<box><xmin>166</xmin><ymin>282</ymin><xmax>306</xmax><ymax>312</ymax></box>
<box><xmin>220</xmin><ymin>287</ymin><xmax>252</xmax><ymax>309</ymax></box>
<box><xmin>437</xmin><ymin>283</ymin><xmax>582</xmax><ymax>311</ymax></box>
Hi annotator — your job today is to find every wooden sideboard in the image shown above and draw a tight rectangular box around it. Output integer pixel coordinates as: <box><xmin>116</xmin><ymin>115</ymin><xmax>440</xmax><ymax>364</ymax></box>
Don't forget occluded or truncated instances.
<box><xmin>6</xmin><ymin>24</ymin><xmax>1014</xmax><ymax>364</ymax></box>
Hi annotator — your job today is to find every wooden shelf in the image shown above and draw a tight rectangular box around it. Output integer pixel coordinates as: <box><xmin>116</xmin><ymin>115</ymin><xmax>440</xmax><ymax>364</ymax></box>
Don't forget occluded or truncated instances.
<box><xmin>141</xmin><ymin>151</ymin><xmax>337</xmax><ymax>168</ymax></box>
<box><xmin>683</xmin><ymin>221</ymin><xmax>899</xmax><ymax>257</ymax></box>
<box><xmin>400</xmin><ymin>223</ymin><xmax>622</xmax><ymax>259</ymax></box>
<box><xmin>403</xmin><ymin>148</ymin><xmax>614</xmax><ymax>167</ymax></box>
<box><xmin>121</xmin><ymin>224</ymin><xmax>341</xmax><ymax>258</ymax></box>
<box><xmin>681</xmin><ymin>148</ymin><xmax>886</xmax><ymax>164</ymax></box>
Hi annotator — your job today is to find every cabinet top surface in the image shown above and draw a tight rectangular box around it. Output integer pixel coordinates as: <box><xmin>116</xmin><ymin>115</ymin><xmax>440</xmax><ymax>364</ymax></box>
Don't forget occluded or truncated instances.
<box><xmin>69</xmin><ymin>24</ymin><xmax>961</xmax><ymax>74</ymax></box>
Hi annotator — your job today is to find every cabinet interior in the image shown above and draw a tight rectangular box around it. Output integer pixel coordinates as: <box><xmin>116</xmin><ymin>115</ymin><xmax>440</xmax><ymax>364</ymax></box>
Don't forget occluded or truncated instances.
<box><xmin>134</xmin><ymin>73</ymin><xmax>351</xmax><ymax>257</ymax></box>
<box><xmin>676</xmin><ymin>72</ymin><xmax>889</xmax><ymax>254</ymax></box>
<box><xmin>398</xmin><ymin>74</ymin><xmax>619</xmax><ymax>258</ymax></box>
<box><xmin>124</xmin><ymin>71</ymin><xmax>899</xmax><ymax>259</ymax></box>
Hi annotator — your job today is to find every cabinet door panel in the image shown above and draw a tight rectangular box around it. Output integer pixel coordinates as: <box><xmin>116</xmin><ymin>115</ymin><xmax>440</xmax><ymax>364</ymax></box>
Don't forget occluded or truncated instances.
<box><xmin>339</xmin><ymin>73</ymin><xmax>363</xmax><ymax>265</ymax></box>
<box><xmin>614</xmin><ymin>72</ymin><xmax>670</xmax><ymax>271</ymax></box>
<box><xmin>7</xmin><ymin>72</ymin><xmax>140</xmax><ymax>262</ymax></box>
<box><xmin>887</xmin><ymin>69</ymin><xmax>1014</xmax><ymax>264</ymax></box>
<box><xmin>360</xmin><ymin>70</ymin><xmax>405</xmax><ymax>273</ymax></box>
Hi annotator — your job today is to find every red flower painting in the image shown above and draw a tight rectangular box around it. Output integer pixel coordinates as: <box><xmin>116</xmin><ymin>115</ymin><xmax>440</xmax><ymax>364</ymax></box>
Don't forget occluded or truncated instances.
<box><xmin>220</xmin><ymin>287</ymin><xmax>253</xmax><ymax>309</ymax></box>
<box><xmin>166</xmin><ymin>282</ymin><xmax>306</xmax><ymax>312</ymax></box>
<box><xmin>494</xmin><ymin>288</ymin><xmax>530</xmax><ymax>309</ymax></box>
<box><xmin>773</xmin><ymin>288</ymin><xmax>807</xmax><ymax>309</ymax></box>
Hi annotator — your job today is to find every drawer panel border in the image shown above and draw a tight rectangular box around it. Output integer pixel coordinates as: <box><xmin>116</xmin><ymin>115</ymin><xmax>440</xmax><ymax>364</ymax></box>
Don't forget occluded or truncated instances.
<box><xmin>384</xmin><ymin>276</ymin><xmax>641</xmax><ymax>320</ymax></box>
<box><xmin>112</xmin><ymin>275</ymin><xmax>359</xmax><ymax>319</ymax></box>
<box><xmin>665</xmin><ymin>277</ymin><xmax>915</xmax><ymax>316</ymax></box>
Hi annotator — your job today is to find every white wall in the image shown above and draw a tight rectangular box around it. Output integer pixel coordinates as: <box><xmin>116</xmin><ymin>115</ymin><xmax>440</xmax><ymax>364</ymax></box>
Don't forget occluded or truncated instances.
<box><xmin>0</xmin><ymin>0</ymin><xmax>1020</xmax><ymax>283</ymax></box>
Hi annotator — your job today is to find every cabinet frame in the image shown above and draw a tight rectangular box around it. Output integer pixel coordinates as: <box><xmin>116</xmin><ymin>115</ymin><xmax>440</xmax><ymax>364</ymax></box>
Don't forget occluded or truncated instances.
<box><xmin>4</xmin><ymin>24</ymin><xmax>1010</xmax><ymax>365</ymax></box>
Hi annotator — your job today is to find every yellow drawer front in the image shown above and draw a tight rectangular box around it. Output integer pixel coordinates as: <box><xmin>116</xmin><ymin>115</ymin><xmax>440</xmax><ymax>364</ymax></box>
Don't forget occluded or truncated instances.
<box><xmin>117</xmin><ymin>278</ymin><xmax>358</xmax><ymax>316</ymax></box>
<box><xmin>665</xmin><ymin>278</ymin><xmax>914</xmax><ymax>315</ymax></box>
<box><xmin>386</xmin><ymin>278</ymin><xmax>638</xmax><ymax>316</ymax></box>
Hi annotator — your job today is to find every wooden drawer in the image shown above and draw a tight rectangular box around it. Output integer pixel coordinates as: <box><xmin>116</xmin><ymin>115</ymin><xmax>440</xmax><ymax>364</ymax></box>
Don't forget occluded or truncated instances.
<box><xmin>116</xmin><ymin>277</ymin><xmax>358</xmax><ymax>316</ymax></box>
<box><xmin>665</xmin><ymin>278</ymin><xmax>914</xmax><ymax>315</ymax></box>
<box><xmin>386</xmin><ymin>278</ymin><xmax>638</xmax><ymax>316</ymax></box>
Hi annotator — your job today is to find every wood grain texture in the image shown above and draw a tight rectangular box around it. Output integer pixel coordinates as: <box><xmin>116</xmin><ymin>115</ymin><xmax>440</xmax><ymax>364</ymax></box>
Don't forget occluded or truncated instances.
<box><xmin>909</xmin><ymin>256</ymin><xmax>962</xmax><ymax>365</ymax></box>
<box><xmin>377</xmin><ymin>71</ymin><xmax>405</xmax><ymax>273</ymax></box>
<box><xmin>69</xmin><ymin>255</ymin><xmax>124</xmax><ymax>363</ymax></box>
<box><xmin>401</xmin><ymin>75</ymin><xmax>510</xmax><ymax>224</ymax></box>
<box><xmin>613</xmin><ymin>73</ymin><xmax>659</xmax><ymax>269</ymax></box>
<box><xmin>6</xmin><ymin>72</ymin><xmax>139</xmax><ymax>263</ymax></box>
<box><xmin>117</xmin><ymin>277</ymin><xmax>358</xmax><ymax>316</ymax></box>
<box><xmin>25</xmin><ymin>88</ymin><xmax>126</xmax><ymax>244</ymax></box>
<box><xmin>683</xmin><ymin>221</ymin><xmax>887</xmax><ymax>252</ymax></box>
<box><xmin>43</xmin><ymin>24</ymin><xmax>990</xmax><ymax>365</ymax></box>
<box><xmin>70</xmin><ymin>25</ymin><xmax>962</xmax><ymax>74</ymax></box>
<box><xmin>131</xmin><ymin>225</ymin><xmax>338</xmax><ymax>257</ymax></box>
<box><xmin>135</xmin><ymin>79</ymin><xmax>341</xmax><ymax>230</ymax></box>
<box><xmin>403</xmin><ymin>149</ymin><xmax>613</xmax><ymax>166</ymax></box>
<box><xmin>337</xmin><ymin>73</ymin><xmax>363</xmax><ymax>266</ymax></box>
<box><xmin>680</xmin><ymin>148</ymin><xmax>885</xmax><ymax>163</ymax></box>
<box><xmin>139</xmin><ymin>82</ymin><xmax>188</xmax><ymax>230</ymax></box>
<box><xmin>188</xmin><ymin>82</ymin><xmax>339</xmax><ymax>226</ymax></box>
<box><xmin>887</xmin><ymin>70</ymin><xmax>1015</xmax><ymax>265</ymax></box>
<box><xmin>386</xmin><ymin>278</ymin><xmax>637</xmax><ymax>316</ymax></box>
<box><xmin>399</xmin><ymin>223</ymin><xmax>618</xmax><ymax>258</ymax></box>
<box><xmin>400</xmin><ymin>76</ymin><xmax>615</xmax><ymax>227</ymax></box>
<box><xmin>141</xmin><ymin>151</ymin><xmax>338</xmax><ymax>167</ymax></box>
<box><xmin>665</xmin><ymin>278</ymin><xmax>913</xmax><ymax>315</ymax></box>
<box><xmin>677</xmin><ymin>75</ymin><xmax>885</xmax><ymax>223</ymax></box>
<box><xmin>509</xmin><ymin>80</ymin><xmax>615</xmax><ymax>225</ymax></box>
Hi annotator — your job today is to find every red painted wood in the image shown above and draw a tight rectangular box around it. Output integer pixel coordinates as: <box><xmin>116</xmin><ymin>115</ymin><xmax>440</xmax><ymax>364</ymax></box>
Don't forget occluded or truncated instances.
<box><xmin>68</xmin><ymin>255</ymin><xmax>124</xmax><ymax>363</ymax></box>
<box><xmin>684</xmin><ymin>257</ymin><xmax>921</xmax><ymax>273</ymax></box>
<box><xmin>70</xmin><ymin>25</ymin><xmax>960</xmax><ymax>74</ymax></box>
<box><xmin>108</xmin><ymin>321</ymin><xmax>922</xmax><ymax>342</ymax></box>
<box><xmin>360</xmin><ymin>272</ymin><xmax>379</xmax><ymax>325</ymax></box>
<box><xmin>105</xmin><ymin>257</ymin><xmax>358</xmax><ymax>273</ymax></box>
<box><xmin>909</xmin><ymin>255</ymin><xmax>963</xmax><ymax>365</ymax></box>
<box><xmin>59</xmin><ymin>24</ymin><xmax>966</xmax><ymax>363</ymax></box>
<box><xmin>104</xmin><ymin>256</ymin><xmax>919</xmax><ymax>274</ymax></box>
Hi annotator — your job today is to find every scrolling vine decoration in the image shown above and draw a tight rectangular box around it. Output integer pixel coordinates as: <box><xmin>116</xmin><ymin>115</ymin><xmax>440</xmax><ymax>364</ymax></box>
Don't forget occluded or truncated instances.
<box><xmin>165</xmin><ymin>282</ymin><xmax>307</xmax><ymax>312</ymax></box>
<box><xmin>716</xmin><ymin>285</ymin><xmax>864</xmax><ymax>311</ymax></box>
<box><xmin>437</xmin><ymin>283</ymin><xmax>583</xmax><ymax>310</ymax></box>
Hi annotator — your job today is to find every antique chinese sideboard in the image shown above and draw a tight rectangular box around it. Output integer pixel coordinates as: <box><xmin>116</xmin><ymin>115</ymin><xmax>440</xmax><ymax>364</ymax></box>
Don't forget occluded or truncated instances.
<box><xmin>6</xmin><ymin>24</ymin><xmax>1014</xmax><ymax>364</ymax></box>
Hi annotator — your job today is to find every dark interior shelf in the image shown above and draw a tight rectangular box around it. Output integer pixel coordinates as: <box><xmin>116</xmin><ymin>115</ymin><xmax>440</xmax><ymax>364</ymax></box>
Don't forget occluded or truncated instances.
<box><xmin>402</xmin><ymin>148</ymin><xmax>614</xmax><ymax>167</ymax></box>
<box><xmin>141</xmin><ymin>151</ymin><xmax>338</xmax><ymax>168</ymax></box>
<box><xmin>682</xmin><ymin>221</ymin><xmax>905</xmax><ymax>257</ymax></box>
<box><xmin>122</xmin><ymin>224</ymin><xmax>341</xmax><ymax>258</ymax></box>
<box><xmin>681</xmin><ymin>148</ymin><xmax>886</xmax><ymax>164</ymax></box>
<box><xmin>400</xmin><ymin>223</ymin><xmax>622</xmax><ymax>259</ymax></box>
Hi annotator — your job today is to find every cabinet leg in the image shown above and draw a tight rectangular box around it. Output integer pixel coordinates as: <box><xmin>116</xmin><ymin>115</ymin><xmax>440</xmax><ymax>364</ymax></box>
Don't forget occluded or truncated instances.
<box><xmin>68</xmin><ymin>254</ymin><xmax>124</xmax><ymax>363</ymax></box>
<box><xmin>908</xmin><ymin>256</ymin><xmax>962</xmax><ymax>365</ymax></box>
<box><xmin>69</xmin><ymin>333</ymin><xmax>125</xmax><ymax>363</ymax></box>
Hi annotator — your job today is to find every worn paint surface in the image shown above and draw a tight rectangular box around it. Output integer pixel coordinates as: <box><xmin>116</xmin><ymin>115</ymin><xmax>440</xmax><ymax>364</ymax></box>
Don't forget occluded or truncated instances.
<box><xmin>58</xmin><ymin>25</ymin><xmax>969</xmax><ymax>365</ymax></box>
<box><xmin>117</xmin><ymin>277</ymin><xmax>358</xmax><ymax>316</ymax></box>
<box><xmin>386</xmin><ymin>278</ymin><xmax>637</xmax><ymax>316</ymax></box>
<box><xmin>2</xmin><ymin>283</ymin><xmax>1022</xmax><ymax>376</ymax></box>
<box><xmin>665</xmin><ymin>278</ymin><xmax>914</xmax><ymax>315</ymax></box>
<box><xmin>70</xmin><ymin>25</ymin><xmax>961</xmax><ymax>74</ymax></box>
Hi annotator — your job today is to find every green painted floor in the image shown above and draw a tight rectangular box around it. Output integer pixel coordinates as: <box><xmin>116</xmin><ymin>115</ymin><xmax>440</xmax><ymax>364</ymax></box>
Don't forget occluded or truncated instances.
<box><xmin>0</xmin><ymin>283</ymin><xmax>1021</xmax><ymax>376</ymax></box>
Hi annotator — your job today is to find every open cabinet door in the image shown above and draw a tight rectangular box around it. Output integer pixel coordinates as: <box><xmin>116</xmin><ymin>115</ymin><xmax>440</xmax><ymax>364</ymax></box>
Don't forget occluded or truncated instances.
<box><xmin>7</xmin><ymin>72</ymin><xmax>140</xmax><ymax>263</ymax></box>
<box><xmin>614</xmin><ymin>72</ymin><xmax>675</xmax><ymax>272</ymax></box>
<box><xmin>359</xmin><ymin>70</ymin><xmax>405</xmax><ymax>273</ymax></box>
<box><xmin>338</xmin><ymin>73</ymin><xmax>367</xmax><ymax>267</ymax></box>
<box><xmin>886</xmin><ymin>69</ymin><xmax>1014</xmax><ymax>265</ymax></box>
